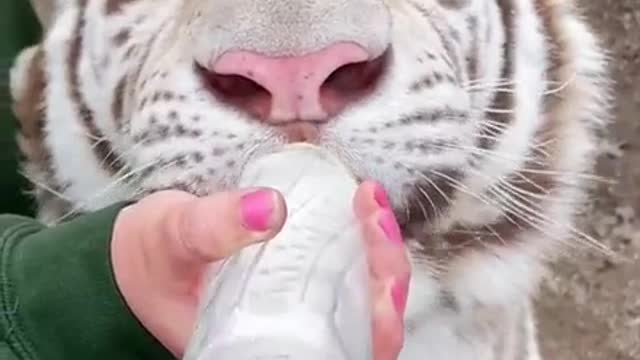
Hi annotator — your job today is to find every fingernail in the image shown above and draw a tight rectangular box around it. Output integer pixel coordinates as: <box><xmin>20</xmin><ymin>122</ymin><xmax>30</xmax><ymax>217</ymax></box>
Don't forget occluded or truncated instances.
<box><xmin>378</xmin><ymin>210</ymin><xmax>403</xmax><ymax>246</ymax></box>
<box><xmin>391</xmin><ymin>279</ymin><xmax>409</xmax><ymax>315</ymax></box>
<box><xmin>373</xmin><ymin>182</ymin><xmax>390</xmax><ymax>209</ymax></box>
<box><xmin>240</xmin><ymin>189</ymin><xmax>274</xmax><ymax>232</ymax></box>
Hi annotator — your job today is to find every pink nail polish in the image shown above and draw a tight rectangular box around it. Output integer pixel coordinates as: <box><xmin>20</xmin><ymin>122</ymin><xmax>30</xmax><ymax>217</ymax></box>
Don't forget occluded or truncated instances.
<box><xmin>240</xmin><ymin>189</ymin><xmax>274</xmax><ymax>232</ymax></box>
<box><xmin>378</xmin><ymin>210</ymin><xmax>403</xmax><ymax>245</ymax></box>
<box><xmin>374</xmin><ymin>183</ymin><xmax>390</xmax><ymax>209</ymax></box>
<box><xmin>391</xmin><ymin>279</ymin><xmax>409</xmax><ymax>315</ymax></box>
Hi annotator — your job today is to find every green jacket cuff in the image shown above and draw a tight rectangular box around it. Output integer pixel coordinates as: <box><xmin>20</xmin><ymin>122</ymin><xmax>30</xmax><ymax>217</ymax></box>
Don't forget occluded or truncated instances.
<box><xmin>0</xmin><ymin>205</ymin><xmax>175</xmax><ymax>360</ymax></box>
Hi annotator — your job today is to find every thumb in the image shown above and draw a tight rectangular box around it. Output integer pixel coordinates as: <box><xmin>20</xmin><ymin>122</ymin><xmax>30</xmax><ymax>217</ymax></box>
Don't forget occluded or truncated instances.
<box><xmin>111</xmin><ymin>189</ymin><xmax>287</xmax><ymax>356</ymax></box>
<box><xmin>160</xmin><ymin>189</ymin><xmax>286</xmax><ymax>279</ymax></box>
<box><xmin>113</xmin><ymin>189</ymin><xmax>287</xmax><ymax>295</ymax></box>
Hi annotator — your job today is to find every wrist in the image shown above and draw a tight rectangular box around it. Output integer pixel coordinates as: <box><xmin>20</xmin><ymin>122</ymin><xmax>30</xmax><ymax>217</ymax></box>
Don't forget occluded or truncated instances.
<box><xmin>1</xmin><ymin>204</ymin><xmax>175</xmax><ymax>360</ymax></box>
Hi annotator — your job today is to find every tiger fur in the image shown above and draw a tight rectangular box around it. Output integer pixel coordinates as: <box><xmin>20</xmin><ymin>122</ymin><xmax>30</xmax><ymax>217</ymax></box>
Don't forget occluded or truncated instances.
<box><xmin>9</xmin><ymin>0</ymin><xmax>612</xmax><ymax>359</ymax></box>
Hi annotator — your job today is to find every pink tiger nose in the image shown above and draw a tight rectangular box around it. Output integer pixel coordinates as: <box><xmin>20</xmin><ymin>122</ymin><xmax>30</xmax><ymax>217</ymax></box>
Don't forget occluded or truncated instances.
<box><xmin>205</xmin><ymin>42</ymin><xmax>385</xmax><ymax>125</ymax></box>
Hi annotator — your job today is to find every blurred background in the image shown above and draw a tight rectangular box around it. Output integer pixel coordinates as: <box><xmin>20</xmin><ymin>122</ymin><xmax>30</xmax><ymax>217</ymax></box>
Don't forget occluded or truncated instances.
<box><xmin>0</xmin><ymin>0</ymin><xmax>40</xmax><ymax>216</ymax></box>
<box><xmin>535</xmin><ymin>2</ymin><xmax>640</xmax><ymax>359</ymax></box>
<box><xmin>0</xmin><ymin>1</ymin><xmax>637</xmax><ymax>359</ymax></box>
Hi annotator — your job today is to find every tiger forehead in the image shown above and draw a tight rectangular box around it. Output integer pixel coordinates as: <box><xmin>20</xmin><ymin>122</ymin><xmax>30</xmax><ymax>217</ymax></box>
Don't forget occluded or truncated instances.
<box><xmin>99</xmin><ymin>0</ymin><xmax>476</xmax><ymax>66</ymax></box>
<box><xmin>105</xmin><ymin>0</ymin><xmax>135</xmax><ymax>14</ymax></box>
<box><xmin>103</xmin><ymin>0</ymin><xmax>470</xmax><ymax>13</ymax></box>
<box><xmin>172</xmin><ymin>0</ymin><xmax>394</xmax><ymax>58</ymax></box>
<box><xmin>438</xmin><ymin>0</ymin><xmax>471</xmax><ymax>8</ymax></box>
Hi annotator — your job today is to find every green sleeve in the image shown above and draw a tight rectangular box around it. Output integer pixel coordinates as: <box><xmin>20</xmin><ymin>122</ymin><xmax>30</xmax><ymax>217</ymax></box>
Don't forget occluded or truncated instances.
<box><xmin>0</xmin><ymin>205</ymin><xmax>176</xmax><ymax>360</ymax></box>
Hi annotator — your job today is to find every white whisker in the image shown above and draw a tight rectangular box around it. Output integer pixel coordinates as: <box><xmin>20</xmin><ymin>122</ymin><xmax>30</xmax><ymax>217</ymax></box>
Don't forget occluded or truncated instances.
<box><xmin>53</xmin><ymin>158</ymin><xmax>172</xmax><ymax>223</ymax></box>
<box><xmin>18</xmin><ymin>171</ymin><xmax>73</xmax><ymax>203</ymax></box>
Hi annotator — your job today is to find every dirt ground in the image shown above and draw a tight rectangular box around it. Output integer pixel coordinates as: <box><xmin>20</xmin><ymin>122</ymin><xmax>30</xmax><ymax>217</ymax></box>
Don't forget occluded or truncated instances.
<box><xmin>535</xmin><ymin>1</ymin><xmax>640</xmax><ymax>359</ymax></box>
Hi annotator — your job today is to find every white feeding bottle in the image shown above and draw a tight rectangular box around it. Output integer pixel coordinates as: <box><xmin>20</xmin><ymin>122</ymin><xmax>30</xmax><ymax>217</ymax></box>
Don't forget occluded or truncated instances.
<box><xmin>182</xmin><ymin>143</ymin><xmax>373</xmax><ymax>360</ymax></box>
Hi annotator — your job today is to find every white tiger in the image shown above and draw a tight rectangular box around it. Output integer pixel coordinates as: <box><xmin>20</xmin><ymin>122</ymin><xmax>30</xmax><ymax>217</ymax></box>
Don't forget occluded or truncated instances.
<box><xmin>9</xmin><ymin>0</ymin><xmax>612</xmax><ymax>359</ymax></box>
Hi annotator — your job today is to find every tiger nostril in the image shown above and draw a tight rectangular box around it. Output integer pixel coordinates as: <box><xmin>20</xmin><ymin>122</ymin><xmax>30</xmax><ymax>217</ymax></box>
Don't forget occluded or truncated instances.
<box><xmin>196</xmin><ymin>63</ymin><xmax>272</xmax><ymax>119</ymax></box>
<box><xmin>197</xmin><ymin>43</ymin><xmax>389</xmax><ymax>125</ymax></box>
<box><xmin>320</xmin><ymin>53</ymin><xmax>388</xmax><ymax>116</ymax></box>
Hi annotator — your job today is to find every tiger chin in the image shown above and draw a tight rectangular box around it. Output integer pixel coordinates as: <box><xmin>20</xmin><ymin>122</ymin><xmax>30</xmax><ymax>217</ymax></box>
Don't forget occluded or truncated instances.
<box><xmin>10</xmin><ymin>0</ymin><xmax>611</xmax><ymax>359</ymax></box>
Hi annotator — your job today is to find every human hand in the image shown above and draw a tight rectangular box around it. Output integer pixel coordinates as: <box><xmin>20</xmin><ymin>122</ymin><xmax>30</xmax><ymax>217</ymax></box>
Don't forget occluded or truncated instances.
<box><xmin>111</xmin><ymin>182</ymin><xmax>410</xmax><ymax>360</ymax></box>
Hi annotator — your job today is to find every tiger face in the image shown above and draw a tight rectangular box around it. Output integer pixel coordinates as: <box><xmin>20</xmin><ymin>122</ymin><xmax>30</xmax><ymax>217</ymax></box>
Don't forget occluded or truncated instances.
<box><xmin>30</xmin><ymin>0</ymin><xmax>488</xmax><ymax>212</ymax></box>
<box><xmin>11</xmin><ymin>0</ymin><xmax>611</xmax><ymax>358</ymax></box>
